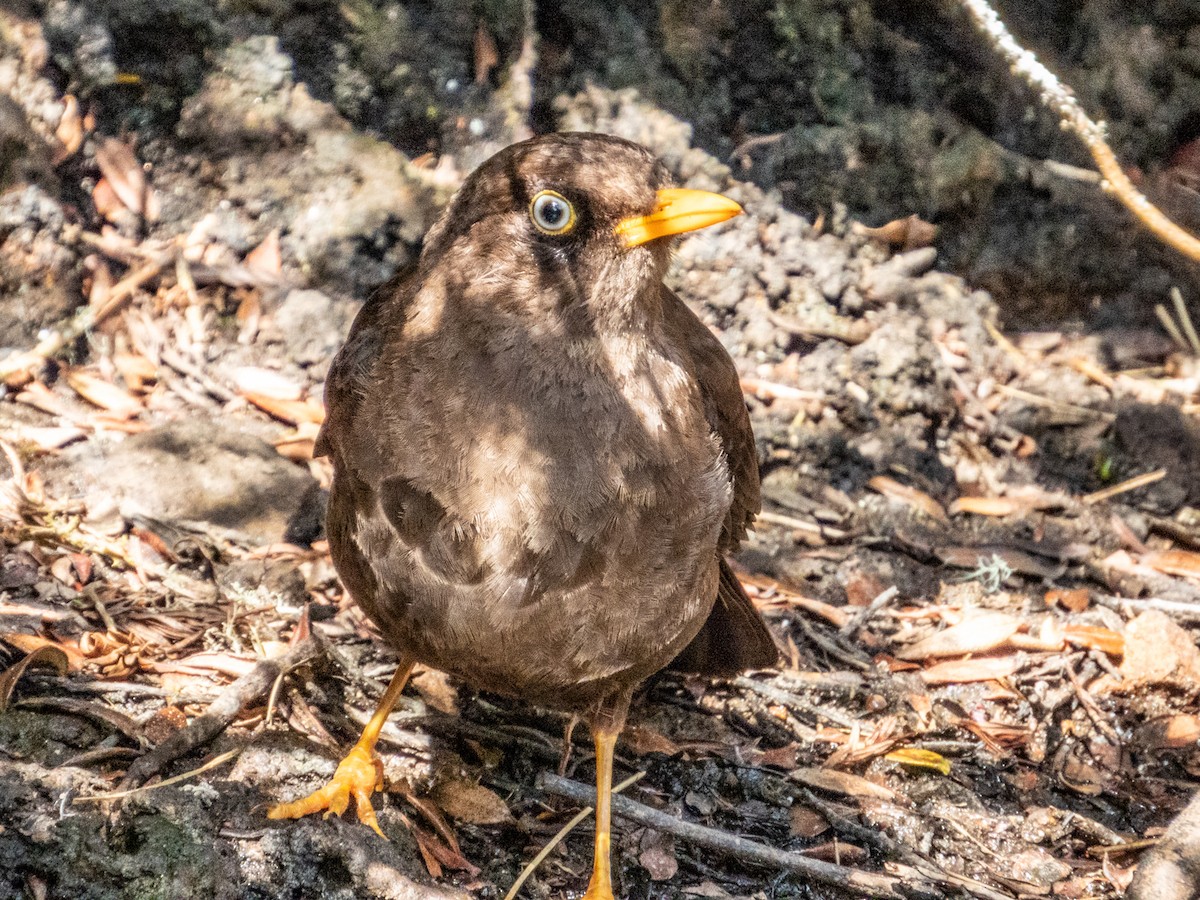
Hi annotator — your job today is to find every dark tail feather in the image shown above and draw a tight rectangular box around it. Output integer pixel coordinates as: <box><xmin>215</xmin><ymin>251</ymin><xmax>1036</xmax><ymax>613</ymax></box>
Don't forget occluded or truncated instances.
<box><xmin>669</xmin><ymin>558</ymin><xmax>778</xmax><ymax>676</ymax></box>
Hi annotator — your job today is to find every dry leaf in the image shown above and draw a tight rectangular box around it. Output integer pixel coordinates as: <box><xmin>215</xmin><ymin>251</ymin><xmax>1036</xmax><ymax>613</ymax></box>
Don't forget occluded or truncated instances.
<box><xmin>411</xmin><ymin>821</ymin><xmax>479</xmax><ymax>875</ymax></box>
<box><xmin>950</xmin><ymin>496</ymin><xmax>1022</xmax><ymax>517</ymax></box>
<box><xmin>638</xmin><ymin>830</ymin><xmax>678</xmax><ymax>881</ymax></box>
<box><xmin>87</xmin><ymin>255</ymin><xmax>113</xmax><ymax>307</ymax></box>
<box><xmin>2</xmin><ymin>425</ymin><xmax>87</xmax><ymax>450</ymax></box>
<box><xmin>94</xmin><ymin>137</ymin><xmax>159</xmax><ymax>220</ymax></box>
<box><xmin>868</xmin><ymin>475</ymin><xmax>947</xmax><ymax>522</ymax></box>
<box><xmin>49</xmin><ymin>555</ymin><xmax>76</xmax><ymax>587</ymax></box>
<box><xmin>112</xmin><ymin>352</ymin><xmax>158</xmax><ymax>393</ymax></box>
<box><xmin>153</xmin><ymin>652</ymin><xmax>258</xmax><ymax>678</ymax></box>
<box><xmin>92</xmin><ymin>177</ymin><xmax>124</xmax><ymax>222</ymax></box>
<box><xmin>15</xmin><ymin>382</ymin><xmax>76</xmax><ymax>418</ymax></box>
<box><xmin>241</xmin><ymin>392</ymin><xmax>325</xmax><ymax>426</ymax></box>
<box><xmin>790</xmin><ymin>767</ymin><xmax>895</xmax><ymax>800</ymax></box>
<box><xmin>750</xmin><ymin>742</ymin><xmax>800</xmax><ymax>769</ymax></box>
<box><xmin>859</xmin><ymin>214</ymin><xmax>937</xmax><ymax>250</ymax></box>
<box><xmin>1008</xmin><ymin>617</ymin><xmax>1066</xmax><ymax>652</ymax></box>
<box><xmin>244</xmin><ymin>230</ymin><xmax>282</xmax><ymax>278</ymax></box>
<box><xmin>742</xmin><ymin>575</ymin><xmax>850</xmax><ymax>626</ymax></box>
<box><xmin>896</xmin><ymin>611</ymin><xmax>1022</xmax><ymax>660</ymax></box>
<box><xmin>1135</xmin><ymin>714</ymin><xmax>1200</xmax><ymax>750</ymax></box>
<box><xmin>473</xmin><ymin>24</ymin><xmax>500</xmax><ymax>84</ymax></box>
<box><xmin>1</xmin><ymin>633</ymin><xmax>86</xmax><ymax>672</ymax></box>
<box><xmin>55</xmin><ymin>94</ymin><xmax>84</xmax><ymax>157</ymax></box>
<box><xmin>1141</xmin><ymin>549</ymin><xmax>1200</xmax><ymax>580</ymax></box>
<box><xmin>919</xmin><ymin>655</ymin><xmax>1021</xmax><ymax>685</ymax></box>
<box><xmin>1045</xmin><ymin>588</ymin><xmax>1090</xmax><ymax>612</ymax></box>
<box><xmin>936</xmin><ymin>546</ymin><xmax>1064</xmax><ymax>580</ymax></box>
<box><xmin>234</xmin><ymin>367</ymin><xmax>302</xmax><ymax>400</ymax></box>
<box><xmin>959</xmin><ymin>717</ymin><xmax>1030</xmax><ymax>753</ymax></box>
<box><xmin>411</xmin><ymin>825</ymin><xmax>443</xmax><ymax>878</ymax></box>
<box><xmin>430</xmin><ymin>777</ymin><xmax>514</xmax><ymax>825</ymax></box>
<box><xmin>273</xmin><ymin>431</ymin><xmax>317</xmax><ymax>462</ymax></box>
<box><xmin>0</xmin><ymin>645</ymin><xmax>69</xmax><ymax>712</ymax></box>
<box><xmin>236</xmin><ymin>290</ymin><xmax>262</xmax><ymax>344</ymax></box>
<box><xmin>884</xmin><ymin>747</ymin><xmax>951</xmax><ymax>775</ymax></box>
<box><xmin>623</xmin><ymin>724</ymin><xmax>682</xmax><ymax>757</ymax></box>
<box><xmin>66</xmin><ymin>369</ymin><xmax>142</xmax><ymax>417</ymax></box>
<box><xmin>1061</xmin><ymin>624</ymin><xmax>1124</xmax><ymax>657</ymax></box>
<box><xmin>410</xmin><ymin>667</ymin><xmax>459</xmax><ymax>715</ymax></box>
<box><xmin>788</xmin><ymin>805</ymin><xmax>830</xmax><ymax>838</ymax></box>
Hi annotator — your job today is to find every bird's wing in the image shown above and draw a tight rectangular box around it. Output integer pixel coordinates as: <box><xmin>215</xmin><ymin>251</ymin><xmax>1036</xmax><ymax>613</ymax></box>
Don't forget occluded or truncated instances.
<box><xmin>314</xmin><ymin>263</ymin><xmax>417</xmax><ymax>460</ymax></box>
<box><xmin>658</xmin><ymin>285</ymin><xmax>760</xmax><ymax>551</ymax></box>
<box><xmin>659</xmin><ymin>286</ymin><xmax>776</xmax><ymax>674</ymax></box>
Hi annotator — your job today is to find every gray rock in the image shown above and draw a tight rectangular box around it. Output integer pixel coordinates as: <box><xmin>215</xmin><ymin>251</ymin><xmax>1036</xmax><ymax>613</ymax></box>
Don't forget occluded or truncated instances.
<box><xmin>58</xmin><ymin>419</ymin><xmax>321</xmax><ymax>547</ymax></box>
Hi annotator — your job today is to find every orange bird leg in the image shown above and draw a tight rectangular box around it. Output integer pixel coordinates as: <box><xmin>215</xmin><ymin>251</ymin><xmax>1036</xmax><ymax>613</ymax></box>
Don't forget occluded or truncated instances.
<box><xmin>583</xmin><ymin>701</ymin><xmax>627</xmax><ymax>900</ymax></box>
<box><xmin>268</xmin><ymin>659</ymin><xmax>415</xmax><ymax>838</ymax></box>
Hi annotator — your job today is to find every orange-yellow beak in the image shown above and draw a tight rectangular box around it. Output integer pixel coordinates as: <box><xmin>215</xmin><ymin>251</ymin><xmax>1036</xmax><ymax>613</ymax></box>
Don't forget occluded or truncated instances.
<box><xmin>614</xmin><ymin>188</ymin><xmax>743</xmax><ymax>248</ymax></box>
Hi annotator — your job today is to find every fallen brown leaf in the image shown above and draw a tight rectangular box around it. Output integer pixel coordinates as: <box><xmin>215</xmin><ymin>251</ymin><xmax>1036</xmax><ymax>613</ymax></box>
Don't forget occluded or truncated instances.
<box><xmin>1114</xmin><ymin>610</ymin><xmax>1200</xmax><ymax>689</ymax></box>
<box><xmin>410</xmin><ymin>667</ymin><xmax>460</xmax><ymax>715</ymax></box>
<box><xmin>244</xmin><ymin>230</ymin><xmax>282</xmax><ymax>278</ymax></box>
<box><xmin>112</xmin><ymin>352</ymin><xmax>158</xmax><ymax>393</ymax></box>
<box><xmin>868</xmin><ymin>475</ymin><xmax>947</xmax><ymax>522</ymax></box>
<box><xmin>473</xmin><ymin>24</ymin><xmax>500</xmax><ymax>84</ymax></box>
<box><xmin>240</xmin><ymin>392</ymin><xmax>325</xmax><ymax>426</ymax></box>
<box><xmin>1141</xmin><ymin>549</ymin><xmax>1200</xmax><ymax>580</ymax></box>
<box><xmin>790</xmin><ymin>767</ymin><xmax>895</xmax><ymax>800</ymax></box>
<box><xmin>66</xmin><ymin>369</ymin><xmax>142</xmax><ymax>417</ymax></box>
<box><xmin>896</xmin><ymin>611</ymin><xmax>1022</xmax><ymax>660</ymax></box>
<box><xmin>1045</xmin><ymin>587</ymin><xmax>1090</xmax><ymax>612</ymax></box>
<box><xmin>638</xmin><ymin>829</ymin><xmax>678</xmax><ymax>881</ymax></box>
<box><xmin>55</xmin><ymin>94</ymin><xmax>84</xmax><ymax>158</ymax></box>
<box><xmin>1062</xmin><ymin>624</ymin><xmax>1124</xmax><ymax>657</ymax></box>
<box><xmin>919</xmin><ymin>655</ymin><xmax>1021</xmax><ymax>685</ymax></box>
<box><xmin>788</xmin><ymin>805</ymin><xmax>830</xmax><ymax>838</ymax></box>
<box><xmin>430</xmin><ymin>776</ymin><xmax>514</xmax><ymax>826</ymax></box>
<box><xmin>94</xmin><ymin>137</ymin><xmax>160</xmax><ymax>220</ymax></box>
<box><xmin>92</xmin><ymin>177</ymin><xmax>124</xmax><ymax>222</ymax></box>
<box><xmin>0</xmin><ymin>645</ymin><xmax>69</xmax><ymax>712</ymax></box>
<box><xmin>950</xmin><ymin>496</ymin><xmax>1022</xmax><ymax>517</ymax></box>
<box><xmin>859</xmin><ymin>214</ymin><xmax>937</xmax><ymax>250</ymax></box>
<box><xmin>1</xmin><ymin>633</ymin><xmax>86</xmax><ymax>672</ymax></box>
<box><xmin>624</xmin><ymin>724</ymin><xmax>682</xmax><ymax>757</ymax></box>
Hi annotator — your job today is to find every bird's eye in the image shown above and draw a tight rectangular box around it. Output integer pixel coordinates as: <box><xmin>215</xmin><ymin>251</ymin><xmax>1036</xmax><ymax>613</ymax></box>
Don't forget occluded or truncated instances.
<box><xmin>529</xmin><ymin>190</ymin><xmax>576</xmax><ymax>235</ymax></box>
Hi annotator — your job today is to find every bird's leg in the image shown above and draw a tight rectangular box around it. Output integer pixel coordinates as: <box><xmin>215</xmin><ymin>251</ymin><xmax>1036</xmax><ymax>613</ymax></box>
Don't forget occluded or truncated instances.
<box><xmin>268</xmin><ymin>658</ymin><xmax>415</xmax><ymax>838</ymax></box>
<box><xmin>583</xmin><ymin>697</ymin><xmax>629</xmax><ymax>900</ymax></box>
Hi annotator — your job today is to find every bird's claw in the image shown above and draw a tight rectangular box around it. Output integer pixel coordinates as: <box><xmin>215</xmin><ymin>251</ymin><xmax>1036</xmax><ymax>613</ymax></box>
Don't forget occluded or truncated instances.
<box><xmin>267</xmin><ymin>743</ymin><xmax>387</xmax><ymax>838</ymax></box>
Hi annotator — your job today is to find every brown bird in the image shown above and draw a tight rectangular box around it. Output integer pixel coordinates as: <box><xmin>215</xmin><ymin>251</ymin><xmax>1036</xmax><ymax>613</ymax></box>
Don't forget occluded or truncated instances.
<box><xmin>269</xmin><ymin>132</ymin><xmax>777</xmax><ymax>899</ymax></box>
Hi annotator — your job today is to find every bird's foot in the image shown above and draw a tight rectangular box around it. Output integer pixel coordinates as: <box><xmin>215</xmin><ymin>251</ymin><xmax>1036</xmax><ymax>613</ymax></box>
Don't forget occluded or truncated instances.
<box><xmin>267</xmin><ymin>743</ymin><xmax>387</xmax><ymax>838</ymax></box>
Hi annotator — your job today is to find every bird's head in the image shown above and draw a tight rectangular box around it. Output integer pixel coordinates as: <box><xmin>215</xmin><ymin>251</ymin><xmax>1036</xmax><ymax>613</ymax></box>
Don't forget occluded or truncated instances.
<box><xmin>418</xmin><ymin>132</ymin><xmax>742</xmax><ymax>330</ymax></box>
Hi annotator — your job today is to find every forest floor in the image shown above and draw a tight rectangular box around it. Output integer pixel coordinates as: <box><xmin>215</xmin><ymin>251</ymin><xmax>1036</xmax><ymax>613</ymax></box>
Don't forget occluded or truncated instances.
<box><xmin>2</xmin><ymin>3</ymin><xmax>1200</xmax><ymax>899</ymax></box>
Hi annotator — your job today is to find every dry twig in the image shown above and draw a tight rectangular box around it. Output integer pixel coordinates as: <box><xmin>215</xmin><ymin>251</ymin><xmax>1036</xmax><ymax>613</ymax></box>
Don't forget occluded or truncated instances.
<box><xmin>538</xmin><ymin>773</ymin><xmax>934</xmax><ymax>899</ymax></box>
<box><xmin>959</xmin><ymin>0</ymin><xmax>1200</xmax><ymax>263</ymax></box>
<box><xmin>118</xmin><ymin>635</ymin><xmax>322</xmax><ymax>790</ymax></box>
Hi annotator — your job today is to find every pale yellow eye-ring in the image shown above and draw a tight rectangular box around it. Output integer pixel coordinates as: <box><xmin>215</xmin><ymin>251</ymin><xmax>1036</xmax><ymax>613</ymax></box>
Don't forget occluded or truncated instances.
<box><xmin>529</xmin><ymin>190</ymin><xmax>576</xmax><ymax>235</ymax></box>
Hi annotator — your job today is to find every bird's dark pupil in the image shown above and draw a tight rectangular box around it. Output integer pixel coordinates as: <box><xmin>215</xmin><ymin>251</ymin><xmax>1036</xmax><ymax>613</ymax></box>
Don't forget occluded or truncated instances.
<box><xmin>541</xmin><ymin>199</ymin><xmax>564</xmax><ymax>225</ymax></box>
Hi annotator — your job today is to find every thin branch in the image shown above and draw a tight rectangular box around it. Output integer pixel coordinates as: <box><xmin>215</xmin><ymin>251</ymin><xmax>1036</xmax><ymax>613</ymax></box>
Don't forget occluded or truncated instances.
<box><xmin>117</xmin><ymin>635</ymin><xmax>322</xmax><ymax>790</ymax></box>
<box><xmin>538</xmin><ymin>773</ymin><xmax>941</xmax><ymax>900</ymax></box>
<box><xmin>959</xmin><ymin>0</ymin><xmax>1200</xmax><ymax>263</ymax></box>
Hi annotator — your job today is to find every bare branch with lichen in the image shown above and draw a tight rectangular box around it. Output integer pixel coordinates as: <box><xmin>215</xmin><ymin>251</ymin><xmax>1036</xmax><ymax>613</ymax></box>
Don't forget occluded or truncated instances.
<box><xmin>959</xmin><ymin>0</ymin><xmax>1200</xmax><ymax>263</ymax></box>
